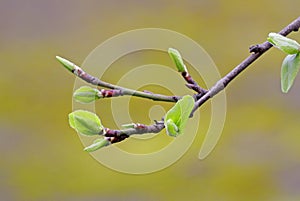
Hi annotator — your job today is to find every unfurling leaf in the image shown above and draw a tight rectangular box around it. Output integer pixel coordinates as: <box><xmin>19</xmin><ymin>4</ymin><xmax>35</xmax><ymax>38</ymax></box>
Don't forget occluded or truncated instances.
<box><xmin>281</xmin><ymin>53</ymin><xmax>300</xmax><ymax>93</ymax></box>
<box><xmin>164</xmin><ymin>95</ymin><xmax>194</xmax><ymax>137</ymax></box>
<box><xmin>84</xmin><ymin>138</ymin><xmax>110</xmax><ymax>152</ymax></box>
<box><xmin>68</xmin><ymin>110</ymin><xmax>104</xmax><ymax>136</ymax></box>
<box><xmin>267</xmin><ymin>33</ymin><xmax>300</xmax><ymax>55</ymax></box>
<box><xmin>168</xmin><ymin>48</ymin><xmax>188</xmax><ymax>72</ymax></box>
<box><xmin>165</xmin><ymin>119</ymin><xmax>179</xmax><ymax>137</ymax></box>
<box><xmin>73</xmin><ymin>86</ymin><xmax>100</xmax><ymax>103</ymax></box>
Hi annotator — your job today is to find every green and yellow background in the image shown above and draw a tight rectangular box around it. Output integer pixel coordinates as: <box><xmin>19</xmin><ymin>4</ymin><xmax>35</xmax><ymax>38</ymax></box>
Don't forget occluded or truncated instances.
<box><xmin>1</xmin><ymin>1</ymin><xmax>300</xmax><ymax>200</ymax></box>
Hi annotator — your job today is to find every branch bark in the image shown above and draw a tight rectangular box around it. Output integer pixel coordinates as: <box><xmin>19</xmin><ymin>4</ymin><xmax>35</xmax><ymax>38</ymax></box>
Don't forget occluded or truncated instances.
<box><xmin>180</xmin><ymin>70</ymin><xmax>207</xmax><ymax>95</ymax></box>
<box><xmin>190</xmin><ymin>16</ymin><xmax>300</xmax><ymax>116</ymax></box>
<box><xmin>103</xmin><ymin>122</ymin><xmax>165</xmax><ymax>143</ymax></box>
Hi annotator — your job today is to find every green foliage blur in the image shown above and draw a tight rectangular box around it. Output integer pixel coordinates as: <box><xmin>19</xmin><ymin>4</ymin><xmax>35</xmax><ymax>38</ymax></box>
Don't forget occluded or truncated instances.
<box><xmin>1</xmin><ymin>1</ymin><xmax>300</xmax><ymax>200</ymax></box>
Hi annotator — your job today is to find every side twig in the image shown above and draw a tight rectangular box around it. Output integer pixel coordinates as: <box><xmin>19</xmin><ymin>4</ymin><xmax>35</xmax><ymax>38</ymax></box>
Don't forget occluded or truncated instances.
<box><xmin>168</xmin><ymin>47</ymin><xmax>207</xmax><ymax>96</ymax></box>
<box><xmin>56</xmin><ymin>56</ymin><xmax>180</xmax><ymax>102</ymax></box>
<box><xmin>103</xmin><ymin>121</ymin><xmax>165</xmax><ymax>143</ymax></box>
<box><xmin>181</xmin><ymin>71</ymin><xmax>207</xmax><ymax>95</ymax></box>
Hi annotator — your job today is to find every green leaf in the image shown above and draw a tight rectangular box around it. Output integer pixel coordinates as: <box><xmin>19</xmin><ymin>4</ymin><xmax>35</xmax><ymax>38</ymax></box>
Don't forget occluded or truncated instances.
<box><xmin>73</xmin><ymin>86</ymin><xmax>100</xmax><ymax>103</ymax></box>
<box><xmin>56</xmin><ymin>56</ymin><xmax>76</xmax><ymax>72</ymax></box>
<box><xmin>164</xmin><ymin>95</ymin><xmax>194</xmax><ymax>137</ymax></box>
<box><xmin>84</xmin><ymin>138</ymin><xmax>110</xmax><ymax>152</ymax></box>
<box><xmin>267</xmin><ymin>33</ymin><xmax>300</xmax><ymax>55</ymax></box>
<box><xmin>281</xmin><ymin>53</ymin><xmax>300</xmax><ymax>93</ymax></box>
<box><xmin>168</xmin><ymin>48</ymin><xmax>188</xmax><ymax>72</ymax></box>
<box><xmin>68</xmin><ymin>110</ymin><xmax>104</xmax><ymax>136</ymax></box>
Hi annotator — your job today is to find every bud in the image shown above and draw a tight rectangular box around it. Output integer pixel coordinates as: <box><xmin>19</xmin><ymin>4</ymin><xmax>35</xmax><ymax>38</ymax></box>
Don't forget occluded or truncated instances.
<box><xmin>68</xmin><ymin>110</ymin><xmax>103</xmax><ymax>136</ymax></box>
<box><xmin>73</xmin><ymin>86</ymin><xmax>100</xmax><ymax>103</ymax></box>
<box><xmin>56</xmin><ymin>56</ymin><xmax>76</xmax><ymax>72</ymax></box>
<box><xmin>165</xmin><ymin>119</ymin><xmax>179</xmax><ymax>137</ymax></box>
<box><xmin>168</xmin><ymin>48</ymin><xmax>188</xmax><ymax>72</ymax></box>
<box><xmin>84</xmin><ymin>138</ymin><xmax>110</xmax><ymax>152</ymax></box>
<box><xmin>267</xmin><ymin>33</ymin><xmax>300</xmax><ymax>54</ymax></box>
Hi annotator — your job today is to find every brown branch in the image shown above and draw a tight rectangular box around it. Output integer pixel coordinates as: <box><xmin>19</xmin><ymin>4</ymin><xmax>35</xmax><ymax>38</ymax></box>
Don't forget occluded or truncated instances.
<box><xmin>97</xmin><ymin>89</ymin><xmax>123</xmax><ymax>98</ymax></box>
<box><xmin>181</xmin><ymin>67</ymin><xmax>207</xmax><ymax>97</ymax></box>
<box><xmin>190</xmin><ymin>16</ymin><xmax>300</xmax><ymax>117</ymax></box>
<box><xmin>181</xmin><ymin>71</ymin><xmax>207</xmax><ymax>95</ymax></box>
<box><xmin>103</xmin><ymin>121</ymin><xmax>165</xmax><ymax>143</ymax></box>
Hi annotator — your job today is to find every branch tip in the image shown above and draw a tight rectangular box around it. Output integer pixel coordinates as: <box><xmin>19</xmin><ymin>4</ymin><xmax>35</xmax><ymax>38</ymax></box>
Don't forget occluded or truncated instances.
<box><xmin>56</xmin><ymin>56</ymin><xmax>76</xmax><ymax>72</ymax></box>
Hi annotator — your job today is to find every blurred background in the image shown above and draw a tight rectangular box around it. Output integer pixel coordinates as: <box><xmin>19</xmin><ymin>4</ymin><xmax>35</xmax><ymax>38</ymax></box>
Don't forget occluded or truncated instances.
<box><xmin>1</xmin><ymin>0</ymin><xmax>300</xmax><ymax>200</ymax></box>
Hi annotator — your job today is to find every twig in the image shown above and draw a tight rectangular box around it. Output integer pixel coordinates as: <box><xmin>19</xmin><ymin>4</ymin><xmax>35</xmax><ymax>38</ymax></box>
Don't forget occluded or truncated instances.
<box><xmin>57</xmin><ymin>56</ymin><xmax>180</xmax><ymax>102</ymax></box>
<box><xmin>97</xmin><ymin>89</ymin><xmax>123</xmax><ymax>98</ymax></box>
<box><xmin>181</xmin><ymin>71</ymin><xmax>207</xmax><ymax>95</ymax></box>
<box><xmin>168</xmin><ymin>47</ymin><xmax>207</xmax><ymax>95</ymax></box>
<box><xmin>103</xmin><ymin>121</ymin><xmax>165</xmax><ymax>143</ymax></box>
<box><xmin>190</xmin><ymin>16</ymin><xmax>300</xmax><ymax>117</ymax></box>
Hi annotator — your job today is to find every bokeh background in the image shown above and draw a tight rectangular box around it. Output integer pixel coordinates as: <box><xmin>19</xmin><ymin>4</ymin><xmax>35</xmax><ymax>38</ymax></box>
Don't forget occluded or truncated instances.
<box><xmin>1</xmin><ymin>1</ymin><xmax>300</xmax><ymax>200</ymax></box>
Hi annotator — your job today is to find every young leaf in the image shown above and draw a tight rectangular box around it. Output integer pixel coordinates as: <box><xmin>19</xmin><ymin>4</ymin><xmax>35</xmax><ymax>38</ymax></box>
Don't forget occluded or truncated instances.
<box><xmin>168</xmin><ymin>48</ymin><xmax>188</xmax><ymax>72</ymax></box>
<box><xmin>73</xmin><ymin>86</ymin><xmax>100</xmax><ymax>103</ymax></box>
<box><xmin>84</xmin><ymin>138</ymin><xmax>110</xmax><ymax>152</ymax></box>
<box><xmin>165</xmin><ymin>119</ymin><xmax>179</xmax><ymax>136</ymax></box>
<box><xmin>68</xmin><ymin>110</ymin><xmax>104</xmax><ymax>136</ymax></box>
<box><xmin>281</xmin><ymin>53</ymin><xmax>300</xmax><ymax>93</ymax></box>
<box><xmin>164</xmin><ymin>95</ymin><xmax>194</xmax><ymax>137</ymax></box>
<box><xmin>267</xmin><ymin>33</ymin><xmax>300</xmax><ymax>55</ymax></box>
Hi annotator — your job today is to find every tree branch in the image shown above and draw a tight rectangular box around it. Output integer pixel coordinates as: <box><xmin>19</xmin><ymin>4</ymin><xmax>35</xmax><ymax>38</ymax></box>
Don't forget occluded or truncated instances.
<box><xmin>60</xmin><ymin>16</ymin><xmax>300</xmax><ymax>146</ymax></box>
<box><xmin>190</xmin><ymin>16</ymin><xmax>300</xmax><ymax>116</ymax></box>
<box><xmin>108</xmin><ymin>16</ymin><xmax>300</xmax><ymax>144</ymax></box>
